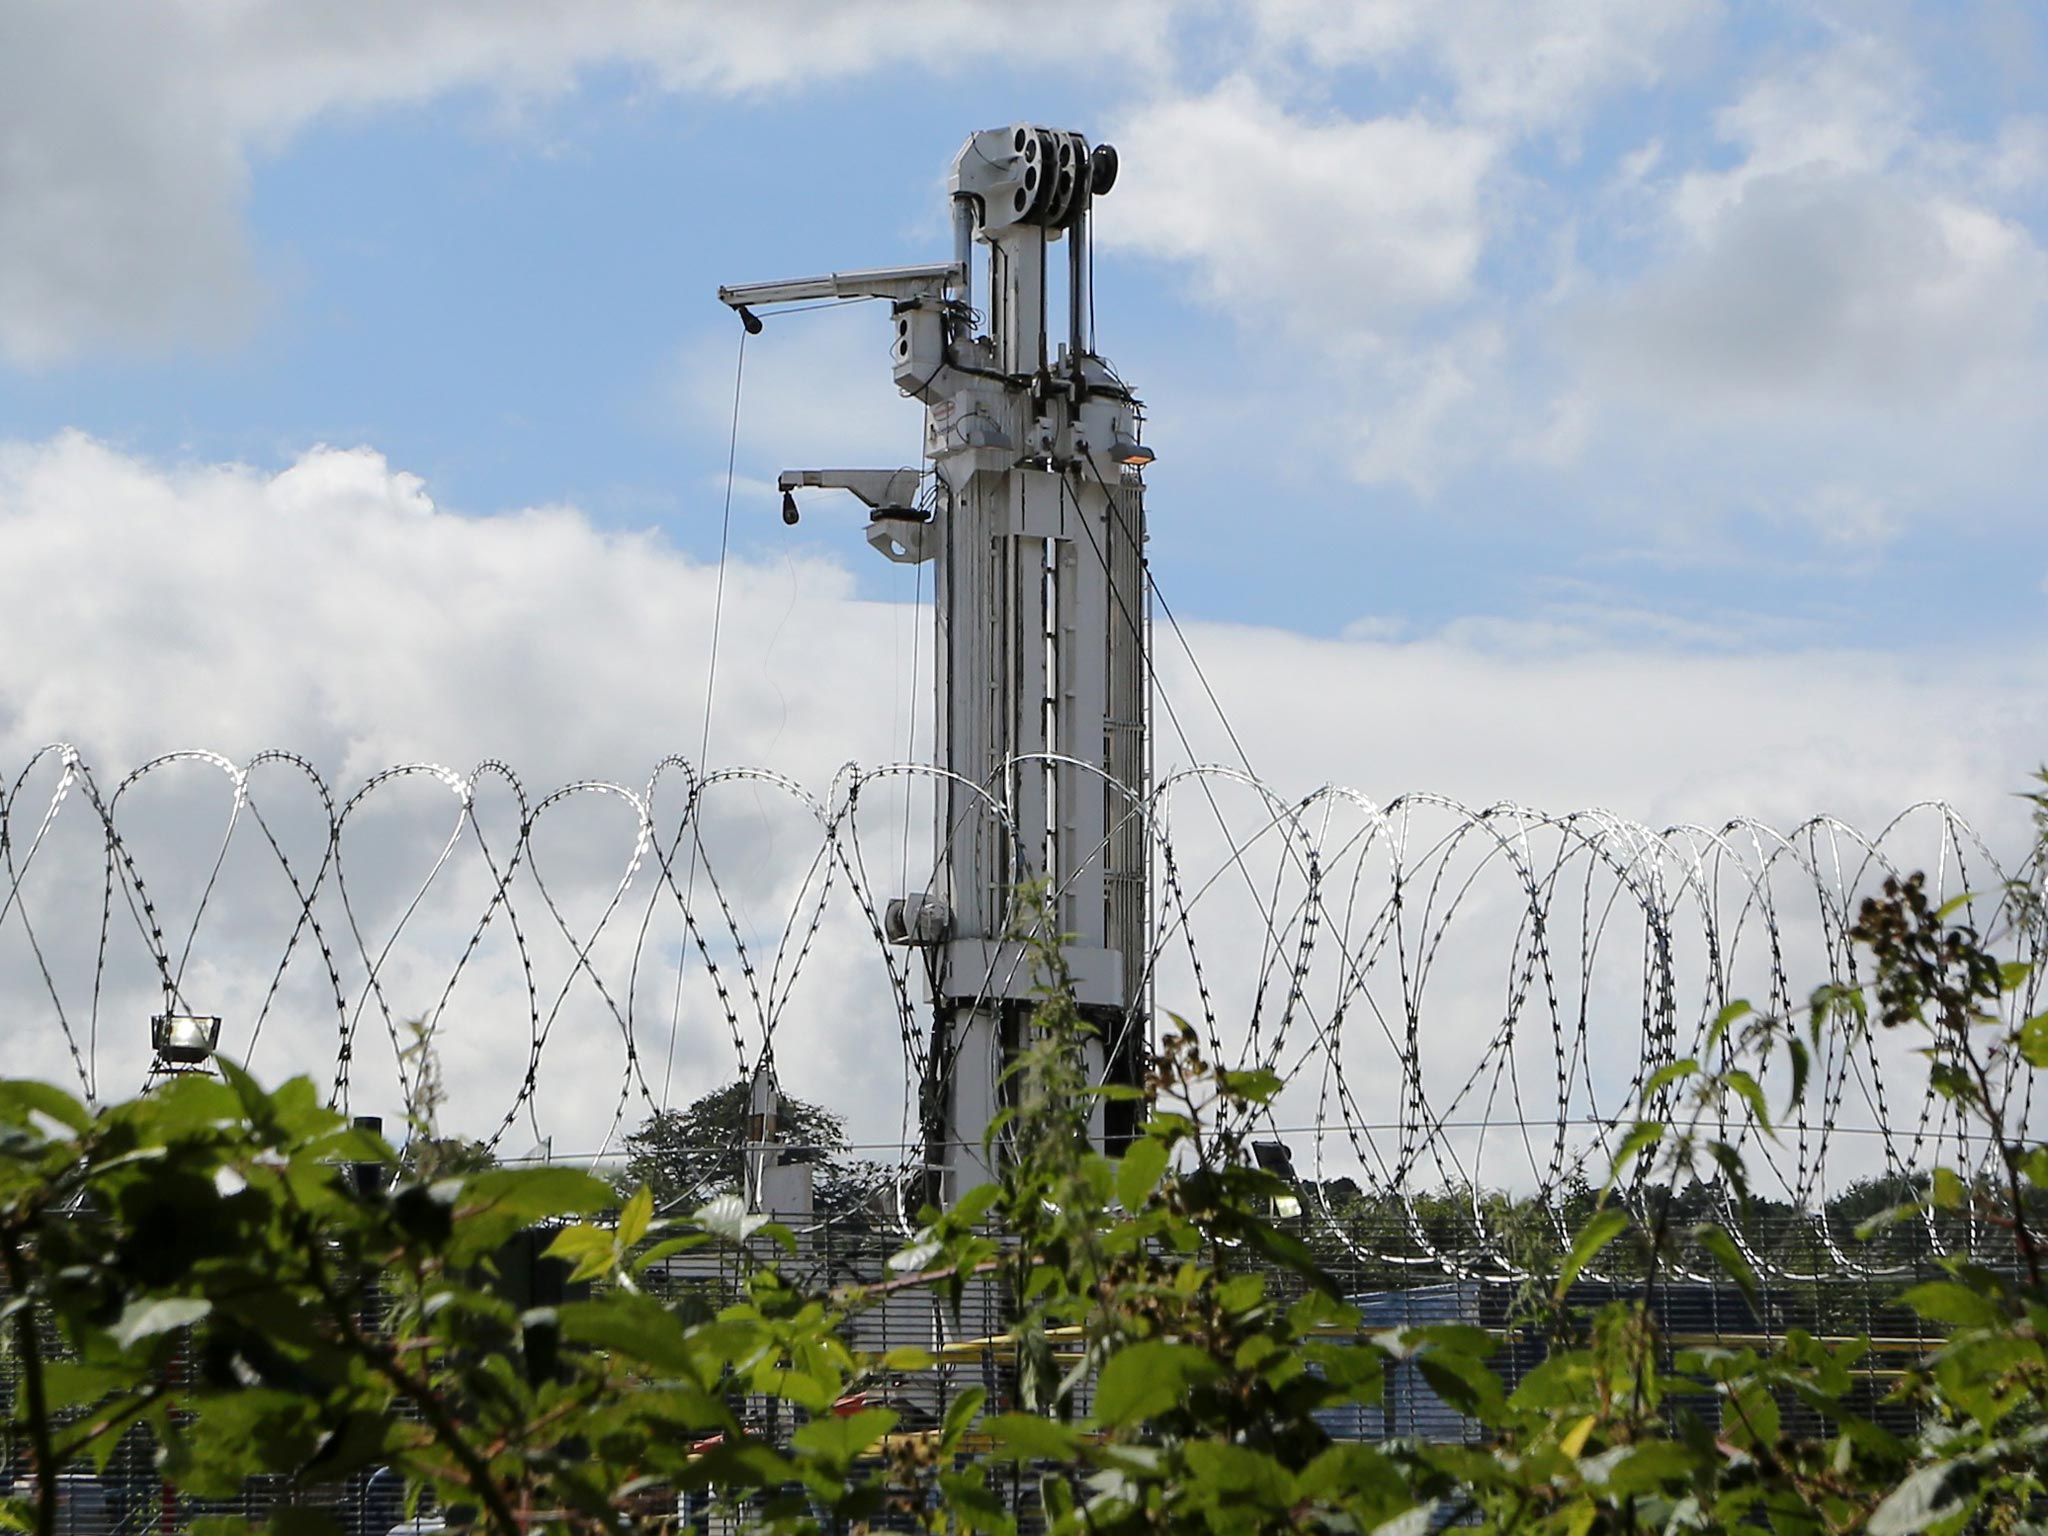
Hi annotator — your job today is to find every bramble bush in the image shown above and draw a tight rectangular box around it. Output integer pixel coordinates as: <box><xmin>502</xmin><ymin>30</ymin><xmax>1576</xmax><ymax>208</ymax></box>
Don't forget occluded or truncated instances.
<box><xmin>2</xmin><ymin>829</ymin><xmax>2048</xmax><ymax>1536</ymax></box>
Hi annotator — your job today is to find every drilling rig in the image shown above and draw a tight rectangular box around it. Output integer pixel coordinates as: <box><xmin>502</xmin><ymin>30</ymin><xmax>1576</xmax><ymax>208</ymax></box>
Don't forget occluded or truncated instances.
<box><xmin>720</xmin><ymin>125</ymin><xmax>1151</xmax><ymax>1203</ymax></box>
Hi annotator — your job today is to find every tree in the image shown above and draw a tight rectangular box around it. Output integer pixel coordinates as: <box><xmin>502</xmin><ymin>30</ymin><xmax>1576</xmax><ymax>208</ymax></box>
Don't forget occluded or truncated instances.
<box><xmin>621</xmin><ymin>1079</ymin><xmax>847</xmax><ymax>1211</ymax></box>
<box><xmin>402</xmin><ymin>1134</ymin><xmax>498</xmax><ymax>1182</ymax></box>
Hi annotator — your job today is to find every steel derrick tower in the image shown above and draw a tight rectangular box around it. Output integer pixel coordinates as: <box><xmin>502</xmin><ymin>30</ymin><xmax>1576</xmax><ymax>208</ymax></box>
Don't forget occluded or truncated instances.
<box><xmin>720</xmin><ymin>124</ymin><xmax>1151</xmax><ymax>1201</ymax></box>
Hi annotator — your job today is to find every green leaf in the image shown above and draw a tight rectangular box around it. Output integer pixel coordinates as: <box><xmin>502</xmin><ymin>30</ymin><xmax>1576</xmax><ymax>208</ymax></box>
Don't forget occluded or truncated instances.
<box><xmin>628</xmin><ymin>1233</ymin><xmax>710</xmax><ymax>1274</ymax></box>
<box><xmin>937</xmin><ymin>1470</ymin><xmax>1016</xmax><ymax>1536</ymax></box>
<box><xmin>1693</xmin><ymin>1223</ymin><xmax>1760</xmax><ymax>1312</ymax></box>
<box><xmin>40</xmin><ymin>1362</ymin><xmax>142</xmax><ymax>1412</ymax></box>
<box><xmin>1784</xmin><ymin>1033</ymin><xmax>1810</xmax><ymax>1113</ymax></box>
<box><xmin>1708</xmin><ymin>999</ymin><xmax>1753</xmax><ymax>1046</ymax></box>
<box><xmin>1116</xmin><ymin>1136</ymin><xmax>1168</xmax><ymax>1211</ymax></box>
<box><xmin>1093</xmin><ymin>1339</ymin><xmax>1217</xmax><ymax>1426</ymax></box>
<box><xmin>1215</xmin><ymin>1067</ymin><xmax>1283</xmax><ymax>1104</ymax></box>
<box><xmin>1930</xmin><ymin>1167</ymin><xmax>1968</xmax><ymax>1211</ymax></box>
<box><xmin>1611</xmin><ymin>1121</ymin><xmax>1665</xmax><ymax>1177</ymax></box>
<box><xmin>1721</xmin><ymin>1068</ymin><xmax>1772</xmax><ymax>1133</ymax></box>
<box><xmin>556</xmin><ymin>1294</ymin><xmax>703</xmax><ymax>1376</ymax></box>
<box><xmin>1558</xmin><ymin>1208</ymin><xmax>1630</xmax><ymax>1293</ymax></box>
<box><xmin>950</xmin><ymin>1182</ymin><xmax>1002</xmax><ymax>1226</ymax></box>
<box><xmin>1089</xmin><ymin>1083</ymin><xmax>1149</xmax><ymax>1101</ymax></box>
<box><xmin>983</xmin><ymin>1413</ymin><xmax>1083</xmax><ymax>1461</ymax></box>
<box><xmin>1240</xmin><ymin>1215</ymin><xmax>1337</xmax><ymax>1293</ymax></box>
<box><xmin>1039</xmin><ymin>1471</ymin><xmax>1075</xmax><ymax>1522</ymax></box>
<box><xmin>2017</xmin><ymin>1012</ymin><xmax>2048</xmax><ymax>1069</ymax></box>
<box><xmin>792</xmin><ymin>1408</ymin><xmax>896</xmax><ymax>1469</ymax></box>
<box><xmin>1601</xmin><ymin>1441</ymin><xmax>1698</xmax><ymax>1493</ymax></box>
<box><xmin>888</xmin><ymin>1235</ymin><xmax>943</xmax><ymax>1273</ymax></box>
<box><xmin>617</xmin><ymin>1184</ymin><xmax>654</xmax><ymax>1248</ymax></box>
<box><xmin>465</xmin><ymin>1166</ymin><xmax>613</xmax><ymax>1221</ymax></box>
<box><xmin>1183</xmin><ymin>1441</ymin><xmax>1295</xmax><ymax>1507</ymax></box>
<box><xmin>940</xmin><ymin>1387</ymin><xmax>987</xmax><ymax>1454</ymax></box>
<box><xmin>1901</xmin><ymin>1280</ymin><xmax>2004</xmax><ymax>1328</ymax></box>
<box><xmin>1643</xmin><ymin>1060</ymin><xmax>1698</xmax><ymax>1098</ymax></box>
<box><xmin>109</xmin><ymin>1296</ymin><xmax>210</xmax><ymax>1349</ymax></box>
<box><xmin>1298</xmin><ymin>1443</ymin><xmax>1406</xmax><ymax>1506</ymax></box>
<box><xmin>2022</xmin><ymin>1146</ymin><xmax>2048</xmax><ymax>1189</ymax></box>
<box><xmin>0</xmin><ymin>1080</ymin><xmax>91</xmax><ymax>1134</ymax></box>
<box><xmin>543</xmin><ymin>1224</ymin><xmax>619</xmax><ymax>1283</ymax></box>
<box><xmin>1413</xmin><ymin>1349</ymin><xmax>1504</xmax><ymax>1420</ymax></box>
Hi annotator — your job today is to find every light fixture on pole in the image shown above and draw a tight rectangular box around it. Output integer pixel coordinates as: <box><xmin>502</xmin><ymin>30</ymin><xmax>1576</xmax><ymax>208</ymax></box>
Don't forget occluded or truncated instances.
<box><xmin>151</xmin><ymin>1013</ymin><xmax>221</xmax><ymax>1070</ymax></box>
<box><xmin>1251</xmin><ymin>1140</ymin><xmax>1303</xmax><ymax>1220</ymax></box>
<box><xmin>1108</xmin><ymin>430</ymin><xmax>1154</xmax><ymax>468</ymax></box>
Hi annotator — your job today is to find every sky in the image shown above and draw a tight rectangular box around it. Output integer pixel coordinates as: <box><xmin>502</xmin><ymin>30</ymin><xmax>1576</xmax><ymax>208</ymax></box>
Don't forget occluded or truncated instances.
<box><xmin>3</xmin><ymin>1</ymin><xmax>2046</xmax><ymax>1178</ymax></box>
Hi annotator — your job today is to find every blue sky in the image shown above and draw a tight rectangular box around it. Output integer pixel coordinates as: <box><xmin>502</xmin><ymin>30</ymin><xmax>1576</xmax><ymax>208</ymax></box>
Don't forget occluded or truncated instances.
<box><xmin>6</xmin><ymin>1</ymin><xmax>2043</xmax><ymax>655</ymax></box>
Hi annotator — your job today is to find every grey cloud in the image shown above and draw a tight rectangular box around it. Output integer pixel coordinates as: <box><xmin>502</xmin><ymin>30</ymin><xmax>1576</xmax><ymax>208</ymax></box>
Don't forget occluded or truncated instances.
<box><xmin>1248</xmin><ymin>0</ymin><xmax>1715</xmax><ymax>138</ymax></box>
<box><xmin>0</xmin><ymin>6</ymin><xmax>255</xmax><ymax>365</ymax></box>
<box><xmin>1583</xmin><ymin>167</ymin><xmax>2048</xmax><ymax>414</ymax></box>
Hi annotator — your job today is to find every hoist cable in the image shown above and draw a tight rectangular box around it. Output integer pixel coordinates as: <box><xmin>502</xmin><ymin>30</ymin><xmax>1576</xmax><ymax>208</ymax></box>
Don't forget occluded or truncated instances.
<box><xmin>661</xmin><ymin>326</ymin><xmax>748</xmax><ymax>1108</ymax></box>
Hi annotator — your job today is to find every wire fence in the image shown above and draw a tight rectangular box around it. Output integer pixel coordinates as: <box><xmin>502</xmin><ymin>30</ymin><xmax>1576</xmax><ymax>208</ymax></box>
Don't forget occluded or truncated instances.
<box><xmin>4</xmin><ymin>743</ymin><xmax>2040</xmax><ymax>1284</ymax></box>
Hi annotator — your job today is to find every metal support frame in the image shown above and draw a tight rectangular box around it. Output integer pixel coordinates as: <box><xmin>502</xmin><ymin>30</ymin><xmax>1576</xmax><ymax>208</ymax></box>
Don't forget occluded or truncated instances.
<box><xmin>721</xmin><ymin>123</ymin><xmax>1151</xmax><ymax>1203</ymax></box>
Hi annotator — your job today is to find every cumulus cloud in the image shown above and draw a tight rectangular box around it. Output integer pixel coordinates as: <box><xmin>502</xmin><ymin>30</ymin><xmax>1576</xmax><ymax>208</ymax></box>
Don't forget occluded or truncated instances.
<box><xmin>0</xmin><ymin>0</ymin><xmax>1170</xmax><ymax>367</ymax></box>
<box><xmin>0</xmin><ymin>431</ymin><xmax>945</xmax><ymax>1160</ymax></box>
<box><xmin>1583</xmin><ymin>39</ymin><xmax>2048</xmax><ymax>420</ymax></box>
<box><xmin>5</xmin><ymin>434</ymin><xmax>2043</xmax><ymax>1183</ymax></box>
<box><xmin>1105</xmin><ymin>78</ymin><xmax>1496</xmax><ymax>344</ymax></box>
<box><xmin>0</xmin><ymin>432</ymin><xmax>910</xmax><ymax>781</ymax></box>
<box><xmin>669</xmin><ymin>305</ymin><xmax>928</xmax><ymax>475</ymax></box>
<box><xmin>1587</xmin><ymin>169</ymin><xmax>2048</xmax><ymax>414</ymax></box>
<box><xmin>1248</xmin><ymin>0</ymin><xmax>1714</xmax><ymax>137</ymax></box>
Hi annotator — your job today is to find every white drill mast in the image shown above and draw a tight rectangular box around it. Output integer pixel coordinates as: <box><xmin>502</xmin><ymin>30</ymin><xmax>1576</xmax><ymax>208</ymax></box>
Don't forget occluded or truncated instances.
<box><xmin>720</xmin><ymin>124</ymin><xmax>1150</xmax><ymax>1203</ymax></box>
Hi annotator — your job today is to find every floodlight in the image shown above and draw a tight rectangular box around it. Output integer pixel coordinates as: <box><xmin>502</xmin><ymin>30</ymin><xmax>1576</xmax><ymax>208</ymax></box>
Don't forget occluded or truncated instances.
<box><xmin>151</xmin><ymin>1013</ymin><xmax>221</xmax><ymax>1067</ymax></box>
<box><xmin>1250</xmin><ymin>1140</ymin><xmax>1296</xmax><ymax>1178</ymax></box>
<box><xmin>1251</xmin><ymin>1140</ymin><xmax>1303</xmax><ymax>1218</ymax></box>
<box><xmin>1108</xmin><ymin>431</ymin><xmax>1154</xmax><ymax>468</ymax></box>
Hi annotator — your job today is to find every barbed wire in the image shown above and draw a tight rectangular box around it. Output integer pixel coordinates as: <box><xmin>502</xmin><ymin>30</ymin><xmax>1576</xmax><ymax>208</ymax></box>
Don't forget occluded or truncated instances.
<box><xmin>2</xmin><ymin>743</ymin><xmax>2038</xmax><ymax>1282</ymax></box>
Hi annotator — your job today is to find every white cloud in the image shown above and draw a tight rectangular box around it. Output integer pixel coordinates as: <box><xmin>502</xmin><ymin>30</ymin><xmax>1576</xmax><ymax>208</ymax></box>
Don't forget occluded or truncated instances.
<box><xmin>1104</xmin><ymin>78</ymin><xmax>1497</xmax><ymax>343</ymax></box>
<box><xmin>1161</xmin><ymin>611</ymin><xmax>2044</xmax><ymax>843</ymax></box>
<box><xmin>669</xmin><ymin>305</ymin><xmax>928</xmax><ymax>475</ymax></box>
<box><xmin>0</xmin><ymin>0</ymin><xmax>1171</xmax><ymax>367</ymax></box>
<box><xmin>4</xmin><ymin>434</ymin><xmax>2042</xmax><ymax>1193</ymax></box>
<box><xmin>0</xmin><ymin>431</ymin><xmax>943</xmax><ymax>1158</ymax></box>
<box><xmin>1248</xmin><ymin>0</ymin><xmax>1714</xmax><ymax>136</ymax></box>
<box><xmin>0</xmin><ymin>7</ymin><xmax>258</xmax><ymax>365</ymax></box>
<box><xmin>1589</xmin><ymin>170</ymin><xmax>2048</xmax><ymax>413</ymax></box>
<box><xmin>1587</xmin><ymin>38</ymin><xmax>2048</xmax><ymax>419</ymax></box>
<box><xmin>1342</xmin><ymin>324</ymin><xmax>1501</xmax><ymax>490</ymax></box>
<box><xmin>0</xmin><ymin>432</ymin><xmax>912</xmax><ymax>782</ymax></box>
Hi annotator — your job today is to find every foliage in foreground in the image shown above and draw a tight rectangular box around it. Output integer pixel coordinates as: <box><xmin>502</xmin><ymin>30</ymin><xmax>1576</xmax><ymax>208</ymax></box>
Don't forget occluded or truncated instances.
<box><xmin>1</xmin><ymin>854</ymin><xmax>2047</xmax><ymax>1535</ymax></box>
